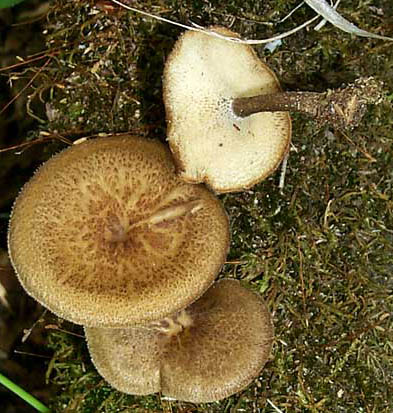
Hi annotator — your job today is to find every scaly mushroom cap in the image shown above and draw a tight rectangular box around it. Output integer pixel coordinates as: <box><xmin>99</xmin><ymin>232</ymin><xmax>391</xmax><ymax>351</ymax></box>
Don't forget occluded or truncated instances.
<box><xmin>163</xmin><ymin>27</ymin><xmax>291</xmax><ymax>193</ymax></box>
<box><xmin>85</xmin><ymin>279</ymin><xmax>274</xmax><ymax>402</ymax></box>
<box><xmin>8</xmin><ymin>135</ymin><xmax>229</xmax><ymax>327</ymax></box>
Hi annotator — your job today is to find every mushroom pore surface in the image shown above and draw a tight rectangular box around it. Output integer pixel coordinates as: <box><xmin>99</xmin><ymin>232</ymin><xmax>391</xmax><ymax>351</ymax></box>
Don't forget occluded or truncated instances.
<box><xmin>85</xmin><ymin>279</ymin><xmax>274</xmax><ymax>403</ymax></box>
<box><xmin>163</xmin><ymin>26</ymin><xmax>291</xmax><ymax>193</ymax></box>
<box><xmin>8</xmin><ymin>135</ymin><xmax>230</xmax><ymax>327</ymax></box>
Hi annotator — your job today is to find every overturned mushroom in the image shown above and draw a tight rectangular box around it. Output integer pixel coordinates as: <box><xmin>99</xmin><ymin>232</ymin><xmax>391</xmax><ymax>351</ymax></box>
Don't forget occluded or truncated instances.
<box><xmin>8</xmin><ymin>135</ymin><xmax>229</xmax><ymax>327</ymax></box>
<box><xmin>85</xmin><ymin>278</ymin><xmax>274</xmax><ymax>403</ymax></box>
<box><xmin>163</xmin><ymin>27</ymin><xmax>383</xmax><ymax>193</ymax></box>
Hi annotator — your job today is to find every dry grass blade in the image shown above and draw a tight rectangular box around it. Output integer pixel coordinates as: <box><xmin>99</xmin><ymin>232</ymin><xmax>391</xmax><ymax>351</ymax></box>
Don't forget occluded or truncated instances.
<box><xmin>304</xmin><ymin>0</ymin><xmax>393</xmax><ymax>40</ymax></box>
<box><xmin>110</xmin><ymin>0</ymin><xmax>319</xmax><ymax>44</ymax></box>
<box><xmin>110</xmin><ymin>0</ymin><xmax>392</xmax><ymax>44</ymax></box>
<box><xmin>0</xmin><ymin>57</ymin><xmax>53</xmax><ymax>116</ymax></box>
<box><xmin>0</xmin><ymin>280</ymin><xmax>10</xmax><ymax>310</ymax></box>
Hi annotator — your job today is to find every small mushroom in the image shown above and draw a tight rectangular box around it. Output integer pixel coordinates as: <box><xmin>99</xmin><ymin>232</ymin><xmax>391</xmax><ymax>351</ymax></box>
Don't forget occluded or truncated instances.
<box><xmin>8</xmin><ymin>135</ymin><xmax>229</xmax><ymax>327</ymax></box>
<box><xmin>163</xmin><ymin>27</ymin><xmax>383</xmax><ymax>193</ymax></box>
<box><xmin>85</xmin><ymin>278</ymin><xmax>274</xmax><ymax>403</ymax></box>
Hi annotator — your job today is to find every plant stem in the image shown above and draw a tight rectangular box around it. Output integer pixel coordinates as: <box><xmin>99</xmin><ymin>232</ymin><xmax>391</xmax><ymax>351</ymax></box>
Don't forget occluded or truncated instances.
<box><xmin>0</xmin><ymin>372</ymin><xmax>50</xmax><ymax>413</ymax></box>
<box><xmin>232</xmin><ymin>77</ymin><xmax>383</xmax><ymax>129</ymax></box>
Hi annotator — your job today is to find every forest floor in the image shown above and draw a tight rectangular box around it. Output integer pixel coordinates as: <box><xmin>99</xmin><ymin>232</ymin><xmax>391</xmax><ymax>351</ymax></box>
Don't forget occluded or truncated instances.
<box><xmin>0</xmin><ymin>0</ymin><xmax>392</xmax><ymax>412</ymax></box>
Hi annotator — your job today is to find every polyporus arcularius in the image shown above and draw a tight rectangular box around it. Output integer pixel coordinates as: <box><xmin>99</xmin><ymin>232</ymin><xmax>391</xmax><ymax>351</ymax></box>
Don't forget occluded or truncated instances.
<box><xmin>85</xmin><ymin>279</ymin><xmax>274</xmax><ymax>403</ymax></box>
<box><xmin>163</xmin><ymin>27</ymin><xmax>382</xmax><ymax>193</ymax></box>
<box><xmin>8</xmin><ymin>135</ymin><xmax>230</xmax><ymax>327</ymax></box>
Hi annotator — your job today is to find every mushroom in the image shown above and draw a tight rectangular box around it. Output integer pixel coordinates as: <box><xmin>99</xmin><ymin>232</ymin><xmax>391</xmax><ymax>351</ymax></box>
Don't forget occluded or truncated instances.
<box><xmin>163</xmin><ymin>27</ymin><xmax>383</xmax><ymax>193</ymax></box>
<box><xmin>8</xmin><ymin>135</ymin><xmax>230</xmax><ymax>327</ymax></box>
<box><xmin>85</xmin><ymin>278</ymin><xmax>274</xmax><ymax>403</ymax></box>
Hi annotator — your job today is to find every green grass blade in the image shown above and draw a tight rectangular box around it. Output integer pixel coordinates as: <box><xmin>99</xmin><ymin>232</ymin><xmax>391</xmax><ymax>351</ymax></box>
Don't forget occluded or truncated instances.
<box><xmin>0</xmin><ymin>372</ymin><xmax>50</xmax><ymax>412</ymax></box>
<box><xmin>0</xmin><ymin>0</ymin><xmax>28</xmax><ymax>9</ymax></box>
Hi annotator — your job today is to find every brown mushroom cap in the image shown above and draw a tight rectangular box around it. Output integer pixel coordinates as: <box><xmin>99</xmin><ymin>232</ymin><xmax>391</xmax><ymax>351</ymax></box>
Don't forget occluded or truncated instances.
<box><xmin>85</xmin><ymin>278</ymin><xmax>274</xmax><ymax>403</ymax></box>
<box><xmin>163</xmin><ymin>27</ymin><xmax>291</xmax><ymax>193</ymax></box>
<box><xmin>8</xmin><ymin>135</ymin><xmax>229</xmax><ymax>327</ymax></box>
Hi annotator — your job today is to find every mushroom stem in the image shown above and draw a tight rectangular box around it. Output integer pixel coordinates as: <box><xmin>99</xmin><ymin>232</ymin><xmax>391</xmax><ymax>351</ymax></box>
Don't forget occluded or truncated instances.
<box><xmin>232</xmin><ymin>77</ymin><xmax>383</xmax><ymax>129</ymax></box>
